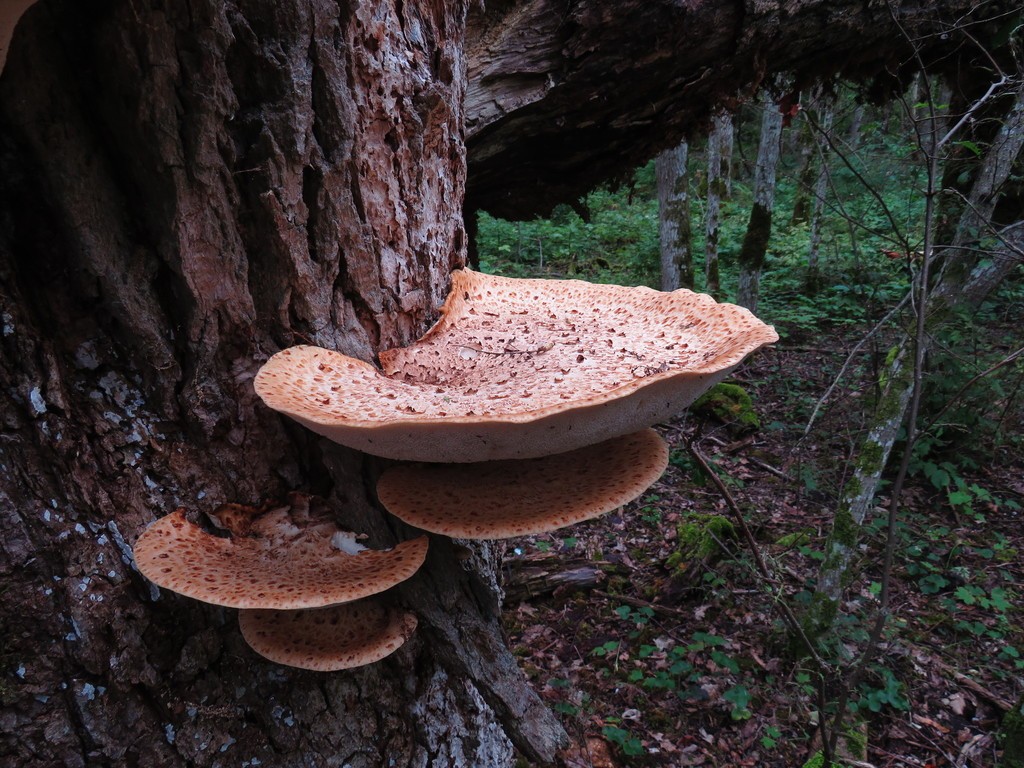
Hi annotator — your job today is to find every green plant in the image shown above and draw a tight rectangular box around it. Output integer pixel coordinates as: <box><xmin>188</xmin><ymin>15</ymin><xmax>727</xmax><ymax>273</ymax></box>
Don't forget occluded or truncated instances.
<box><xmin>722</xmin><ymin>684</ymin><xmax>753</xmax><ymax>720</ymax></box>
<box><xmin>761</xmin><ymin>724</ymin><xmax>782</xmax><ymax>750</ymax></box>
<box><xmin>854</xmin><ymin>666</ymin><xmax>909</xmax><ymax>713</ymax></box>
<box><xmin>602</xmin><ymin>724</ymin><xmax>645</xmax><ymax>757</ymax></box>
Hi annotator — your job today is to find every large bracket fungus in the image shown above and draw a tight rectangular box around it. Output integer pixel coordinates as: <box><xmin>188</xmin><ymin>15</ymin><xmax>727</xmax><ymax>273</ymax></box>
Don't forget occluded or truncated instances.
<box><xmin>167</xmin><ymin>272</ymin><xmax>777</xmax><ymax>670</ymax></box>
<box><xmin>255</xmin><ymin>269</ymin><xmax>778</xmax><ymax>462</ymax></box>
<box><xmin>377</xmin><ymin>429</ymin><xmax>669</xmax><ymax>539</ymax></box>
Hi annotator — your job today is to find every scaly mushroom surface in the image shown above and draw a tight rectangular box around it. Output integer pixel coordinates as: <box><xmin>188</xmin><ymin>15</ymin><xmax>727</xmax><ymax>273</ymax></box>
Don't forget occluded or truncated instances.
<box><xmin>255</xmin><ymin>270</ymin><xmax>777</xmax><ymax>462</ymax></box>
<box><xmin>133</xmin><ymin>496</ymin><xmax>428</xmax><ymax>610</ymax></box>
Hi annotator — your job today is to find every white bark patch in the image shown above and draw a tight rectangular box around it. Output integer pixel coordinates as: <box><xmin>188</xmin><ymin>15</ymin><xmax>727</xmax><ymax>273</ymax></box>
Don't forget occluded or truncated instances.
<box><xmin>28</xmin><ymin>386</ymin><xmax>46</xmax><ymax>415</ymax></box>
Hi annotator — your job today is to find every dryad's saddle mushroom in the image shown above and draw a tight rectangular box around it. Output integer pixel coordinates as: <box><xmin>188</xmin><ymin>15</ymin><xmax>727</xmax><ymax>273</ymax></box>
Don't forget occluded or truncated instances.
<box><xmin>255</xmin><ymin>269</ymin><xmax>778</xmax><ymax>462</ymax></box>
<box><xmin>133</xmin><ymin>495</ymin><xmax>425</xmax><ymax>669</ymax></box>
<box><xmin>377</xmin><ymin>429</ymin><xmax>669</xmax><ymax>539</ymax></box>
<box><xmin>133</xmin><ymin>498</ymin><xmax>428</xmax><ymax>610</ymax></box>
<box><xmin>134</xmin><ymin>272</ymin><xmax>778</xmax><ymax>670</ymax></box>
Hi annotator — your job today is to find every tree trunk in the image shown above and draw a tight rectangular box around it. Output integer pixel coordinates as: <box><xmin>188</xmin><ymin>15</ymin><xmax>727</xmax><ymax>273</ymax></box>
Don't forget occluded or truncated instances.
<box><xmin>716</xmin><ymin>112</ymin><xmax>735</xmax><ymax>199</ymax></box>
<box><xmin>656</xmin><ymin>141</ymin><xmax>694</xmax><ymax>291</ymax></box>
<box><xmin>790</xmin><ymin>113</ymin><xmax>817</xmax><ymax>225</ymax></box>
<box><xmin>704</xmin><ymin>116</ymin><xmax>726</xmax><ymax>296</ymax></box>
<box><xmin>737</xmin><ymin>96</ymin><xmax>784</xmax><ymax>312</ymax></box>
<box><xmin>0</xmin><ymin>2</ymin><xmax>564</xmax><ymax>765</ymax></box>
<box><xmin>805</xmin><ymin>102</ymin><xmax>835</xmax><ymax>294</ymax></box>
<box><xmin>846</xmin><ymin>102</ymin><xmax>866</xmax><ymax>151</ymax></box>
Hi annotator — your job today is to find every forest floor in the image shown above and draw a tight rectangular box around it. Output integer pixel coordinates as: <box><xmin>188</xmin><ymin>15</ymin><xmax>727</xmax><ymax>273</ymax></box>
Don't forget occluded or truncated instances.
<box><xmin>502</xmin><ymin>326</ymin><xmax>1024</xmax><ymax>768</ymax></box>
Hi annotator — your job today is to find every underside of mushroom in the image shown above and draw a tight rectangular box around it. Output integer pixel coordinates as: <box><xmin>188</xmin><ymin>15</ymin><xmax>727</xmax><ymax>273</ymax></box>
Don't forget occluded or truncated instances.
<box><xmin>238</xmin><ymin>603</ymin><xmax>418</xmax><ymax>672</ymax></box>
<box><xmin>377</xmin><ymin>429</ymin><xmax>669</xmax><ymax>539</ymax></box>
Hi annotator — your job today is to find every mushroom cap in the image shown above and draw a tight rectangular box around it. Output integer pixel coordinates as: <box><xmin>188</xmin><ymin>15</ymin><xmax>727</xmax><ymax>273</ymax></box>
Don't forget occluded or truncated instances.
<box><xmin>132</xmin><ymin>500</ymin><xmax>428</xmax><ymax>610</ymax></box>
<box><xmin>254</xmin><ymin>269</ymin><xmax>777</xmax><ymax>462</ymax></box>
<box><xmin>376</xmin><ymin>428</ymin><xmax>669</xmax><ymax>539</ymax></box>
<box><xmin>239</xmin><ymin>602</ymin><xmax>417</xmax><ymax>671</ymax></box>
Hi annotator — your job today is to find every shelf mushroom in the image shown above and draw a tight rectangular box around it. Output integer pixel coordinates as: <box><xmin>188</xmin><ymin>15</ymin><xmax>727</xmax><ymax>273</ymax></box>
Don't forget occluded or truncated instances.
<box><xmin>133</xmin><ymin>499</ymin><xmax>428</xmax><ymax>610</ymax></box>
<box><xmin>254</xmin><ymin>269</ymin><xmax>778</xmax><ymax>462</ymax></box>
<box><xmin>376</xmin><ymin>429</ymin><xmax>669</xmax><ymax>539</ymax></box>
<box><xmin>132</xmin><ymin>495</ymin><xmax>425</xmax><ymax>669</ymax></box>
<box><xmin>238</xmin><ymin>603</ymin><xmax>418</xmax><ymax>672</ymax></box>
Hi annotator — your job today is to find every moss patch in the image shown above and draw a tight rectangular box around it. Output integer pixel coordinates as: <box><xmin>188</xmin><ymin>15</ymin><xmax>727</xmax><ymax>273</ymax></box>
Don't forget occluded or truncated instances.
<box><xmin>775</xmin><ymin>530</ymin><xmax>812</xmax><ymax>549</ymax></box>
<box><xmin>692</xmin><ymin>383</ymin><xmax>762</xmax><ymax>435</ymax></box>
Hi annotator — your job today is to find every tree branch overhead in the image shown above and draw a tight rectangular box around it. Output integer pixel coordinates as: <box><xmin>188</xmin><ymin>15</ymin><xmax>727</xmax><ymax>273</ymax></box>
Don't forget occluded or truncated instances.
<box><xmin>465</xmin><ymin>0</ymin><xmax>1017</xmax><ymax>218</ymax></box>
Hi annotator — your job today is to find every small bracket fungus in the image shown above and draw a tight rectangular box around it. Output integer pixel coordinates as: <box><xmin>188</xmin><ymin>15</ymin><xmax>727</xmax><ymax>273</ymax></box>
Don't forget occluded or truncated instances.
<box><xmin>255</xmin><ymin>269</ymin><xmax>778</xmax><ymax>462</ymax></box>
<box><xmin>376</xmin><ymin>429</ymin><xmax>669</xmax><ymax>539</ymax></box>
<box><xmin>133</xmin><ymin>497</ymin><xmax>428</xmax><ymax>610</ymax></box>
<box><xmin>239</xmin><ymin>603</ymin><xmax>418</xmax><ymax>672</ymax></box>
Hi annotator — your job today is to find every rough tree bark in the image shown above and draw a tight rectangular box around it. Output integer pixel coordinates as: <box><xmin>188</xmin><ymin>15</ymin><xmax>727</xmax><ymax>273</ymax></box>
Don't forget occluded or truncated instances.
<box><xmin>0</xmin><ymin>0</ymin><xmax>1018</xmax><ymax>766</ymax></box>
<box><xmin>716</xmin><ymin>112</ymin><xmax>735</xmax><ymax>199</ymax></box>
<box><xmin>656</xmin><ymin>141</ymin><xmax>694</xmax><ymax>291</ymax></box>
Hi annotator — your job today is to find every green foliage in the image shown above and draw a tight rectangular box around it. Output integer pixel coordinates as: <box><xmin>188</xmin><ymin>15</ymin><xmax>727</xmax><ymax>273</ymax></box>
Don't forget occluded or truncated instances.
<box><xmin>761</xmin><ymin>724</ymin><xmax>782</xmax><ymax>750</ymax></box>
<box><xmin>476</xmin><ymin>174</ymin><xmax>660</xmax><ymax>287</ymax></box>
<box><xmin>589</xmin><ymin>611</ymin><xmax>760</xmax><ymax>726</ymax></box>
<box><xmin>602</xmin><ymin>724</ymin><xmax>646</xmax><ymax>757</ymax></box>
<box><xmin>722</xmin><ymin>685</ymin><xmax>752</xmax><ymax>720</ymax></box>
<box><xmin>854</xmin><ymin>667</ymin><xmax>909</xmax><ymax>713</ymax></box>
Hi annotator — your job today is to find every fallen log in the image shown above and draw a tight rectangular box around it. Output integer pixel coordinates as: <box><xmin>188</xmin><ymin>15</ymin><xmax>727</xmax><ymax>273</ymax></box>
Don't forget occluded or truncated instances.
<box><xmin>502</xmin><ymin>554</ymin><xmax>626</xmax><ymax>604</ymax></box>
